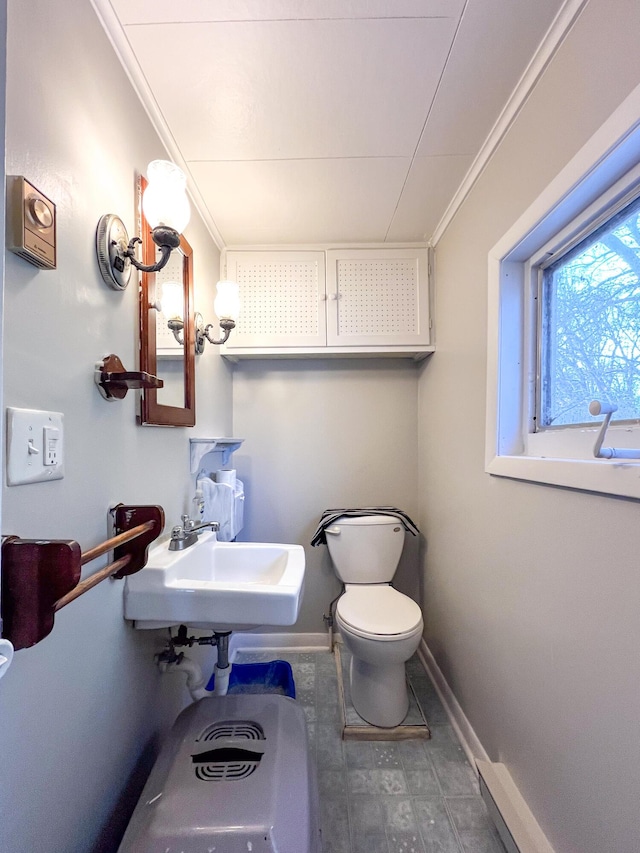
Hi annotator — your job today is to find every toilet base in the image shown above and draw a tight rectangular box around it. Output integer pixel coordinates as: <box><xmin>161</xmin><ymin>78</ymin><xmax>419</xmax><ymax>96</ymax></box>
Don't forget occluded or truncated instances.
<box><xmin>350</xmin><ymin>656</ymin><xmax>410</xmax><ymax>728</ymax></box>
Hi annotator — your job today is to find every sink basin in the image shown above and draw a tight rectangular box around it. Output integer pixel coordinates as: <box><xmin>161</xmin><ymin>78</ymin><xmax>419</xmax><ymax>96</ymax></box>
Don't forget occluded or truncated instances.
<box><xmin>124</xmin><ymin>531</ymin><xmax>305</xmax><ymax>630</ymax></box>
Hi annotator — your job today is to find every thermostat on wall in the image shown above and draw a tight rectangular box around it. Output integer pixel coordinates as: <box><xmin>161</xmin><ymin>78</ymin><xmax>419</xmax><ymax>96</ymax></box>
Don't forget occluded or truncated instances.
<box><xmin>7</xmin><ymin>176</ymin><xmax>57</xmax><ymax>269</ymax></box>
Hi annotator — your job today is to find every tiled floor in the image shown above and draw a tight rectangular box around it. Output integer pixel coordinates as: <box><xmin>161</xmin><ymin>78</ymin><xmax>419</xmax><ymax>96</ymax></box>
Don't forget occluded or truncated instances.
<box><xmin>234</xmin><ymin>648</ymin><xmax>505</xmax><ymax>853</ymax></box>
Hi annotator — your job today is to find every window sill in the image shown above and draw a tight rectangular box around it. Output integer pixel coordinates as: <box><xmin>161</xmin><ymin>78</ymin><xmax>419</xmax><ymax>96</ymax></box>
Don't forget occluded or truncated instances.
<box><xmin>526</xmin><ymin>425</ymin><xmax>640</xmax><ymax>460</ymax></box>
<box><xmin>486</xmin><ymin>453</ymin><xmax>640</xmax><ymax>500</ymax></box>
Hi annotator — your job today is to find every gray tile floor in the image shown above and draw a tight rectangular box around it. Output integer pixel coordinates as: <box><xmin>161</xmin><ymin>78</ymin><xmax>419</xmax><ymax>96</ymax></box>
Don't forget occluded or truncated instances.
<box><xmin>234</xmin><ymin>648</ymin><xmax>505</xmax><ymax>853</ymax></box>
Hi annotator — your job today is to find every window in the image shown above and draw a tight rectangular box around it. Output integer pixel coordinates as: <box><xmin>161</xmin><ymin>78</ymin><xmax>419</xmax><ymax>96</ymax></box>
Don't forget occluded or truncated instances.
<box><xmin>539</xmin><ymin>193</ymin><xmax>640</xmax><ymax>430</ymax></box>
<box><xmin>486</xmin><ymin>82</ymin><xmax>640</xmax><ymax>499</ymax></box>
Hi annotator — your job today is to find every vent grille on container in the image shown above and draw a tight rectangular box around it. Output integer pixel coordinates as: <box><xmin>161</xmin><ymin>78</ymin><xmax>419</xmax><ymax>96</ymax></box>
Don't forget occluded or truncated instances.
<box><xmin>198</xmin><ymin>720</ymin><xmax>265</xmax><ymax>741</ymax></box>
<box><xmin>191</xmin><ymin>720</ymin><xmax>266</xmax><ymax>782</ymax></box>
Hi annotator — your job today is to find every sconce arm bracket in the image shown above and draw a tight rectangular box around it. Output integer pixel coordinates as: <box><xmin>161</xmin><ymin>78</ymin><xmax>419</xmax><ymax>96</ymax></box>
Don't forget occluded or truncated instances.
<box><xmin>126</xmin><ymin>226</ymin><xmax>180</xmax><ymax>274</ymax></box>
<box><xmin>96</xmin><ymin>214</ymin><xmax>182</xmax><ymax>288</ymax></box>
<box><xmin>126</xmin><ymin>237</ymin><xmax>171</xmax><ymax>273</ymax></box>
<box><xmin>195</xmin><ymin>313</ymin><xmax>236</xmax><ymax>353</ymax></box>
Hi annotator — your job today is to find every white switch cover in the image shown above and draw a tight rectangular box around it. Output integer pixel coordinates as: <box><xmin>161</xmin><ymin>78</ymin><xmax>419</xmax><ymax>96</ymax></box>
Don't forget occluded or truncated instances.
<box><xmin>6</xmin><ymin>407</ymin><xmax>64</xmax><ymax>485</ymax></box>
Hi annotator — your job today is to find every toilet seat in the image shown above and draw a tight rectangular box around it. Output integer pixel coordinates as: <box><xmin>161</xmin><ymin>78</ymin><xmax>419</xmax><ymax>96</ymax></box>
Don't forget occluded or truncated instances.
<box><xmin>336</xmin><ymin>585</ymin><xmax>422</xmax><ymax>641</ymax></box>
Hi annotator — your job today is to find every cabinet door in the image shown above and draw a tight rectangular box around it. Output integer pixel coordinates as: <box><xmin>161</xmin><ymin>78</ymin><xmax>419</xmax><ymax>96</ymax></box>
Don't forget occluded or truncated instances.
<box><xmin>325</xmin><ymin>249</ymin><xmax>430</xmax><ymax>347</ymax></box>
<box><xmin>224</xmin><ymin>251</ymin><xmax>326</xmax><ymax>348</ymax></box>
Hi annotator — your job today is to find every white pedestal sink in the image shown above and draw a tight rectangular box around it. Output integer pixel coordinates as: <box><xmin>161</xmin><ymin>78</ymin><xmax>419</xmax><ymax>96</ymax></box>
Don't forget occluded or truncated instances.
<box><xmin>124</xmin><ymin>531</ymin><xmax>305</xmax><ymax>631</ymax></box>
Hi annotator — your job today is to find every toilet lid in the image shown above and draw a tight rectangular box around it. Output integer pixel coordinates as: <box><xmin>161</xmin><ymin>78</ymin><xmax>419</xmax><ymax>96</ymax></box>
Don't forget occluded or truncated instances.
<box><xmin>336</xmin><ymin>586</ymin><xmax>422</xmax><ymax>636</ymax></box>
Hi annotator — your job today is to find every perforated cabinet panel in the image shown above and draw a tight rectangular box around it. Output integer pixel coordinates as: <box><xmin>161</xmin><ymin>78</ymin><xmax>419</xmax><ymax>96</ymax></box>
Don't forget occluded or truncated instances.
<box><xmin>224</xmin><ymin>251</ymin><xmax>326</xmax><ymax>347</ymax></box>
<box><xmin>236</xmin><ymin>261</ymin><xmax>318</xmax><ymax>336</ymax></box>
<box><xmin>222</xmin><ymin>247</ymin><xmax>431</xmax><ymax>354</ymax></box>
<box><xmin>335</xmin><ymin>259</ymin><xmax>418</xmax><ymax>335</ymax></box>
<box><xmin>327</xmin><ymin>248</ymin><xmax>430</xmax><ymax>346</ymax></box>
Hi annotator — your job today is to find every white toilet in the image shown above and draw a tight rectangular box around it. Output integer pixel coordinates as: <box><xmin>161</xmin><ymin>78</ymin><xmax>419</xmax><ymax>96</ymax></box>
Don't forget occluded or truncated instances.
<box><xmin>325</xmin><ymin>514</ymin><xmax>423</xmax><ymax>728</ymax></box>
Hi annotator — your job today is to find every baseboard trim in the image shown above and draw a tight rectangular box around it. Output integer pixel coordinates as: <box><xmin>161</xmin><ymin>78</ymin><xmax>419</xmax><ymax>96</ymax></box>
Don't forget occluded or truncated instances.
<box><xmin>230</xmin><ymin>632</ymin><xmax>330</xmax><ymax>655</ymax></box>
<box><xmin>477</xmin><ymin>761</ymin><xmax>556</xmax><ymax>853</ymax></box>
<box><xmin>416</xmin><ymin>638</ymin><xmax>490</xmax><ymax>771</ymax></box>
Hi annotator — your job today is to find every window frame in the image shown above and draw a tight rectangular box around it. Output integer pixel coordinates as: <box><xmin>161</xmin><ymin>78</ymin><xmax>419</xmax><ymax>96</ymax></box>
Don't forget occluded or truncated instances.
<box><xmin>535</xmin><ymin>188</ymin><xmax>640</xmax><ymax>432</ymax></box>
<box><xmin>486</xmin><ymin>82</ymin><xmax>640</xmax><ymax>499</ymax></box>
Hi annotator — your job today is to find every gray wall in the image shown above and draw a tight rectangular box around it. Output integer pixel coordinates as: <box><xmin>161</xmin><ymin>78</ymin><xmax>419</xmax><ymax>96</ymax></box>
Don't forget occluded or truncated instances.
<box><xmin>418</xmin><ymin>2</ymin><xmax>640</xmax><ymax>852</ymax></box>
<box><xmin>3</xmin><ymin>2</ymin><xmax>640</xmax><ymax>852</ymax></box>
<box><xmin>0</xmin><ymin>1</ymin><xmax>230</xmax><ymax>850</ymax></box>
<box><xmin>232</xmin><ymin>358</ymin><xmax>421</xmax><ymax>633</ymax></box>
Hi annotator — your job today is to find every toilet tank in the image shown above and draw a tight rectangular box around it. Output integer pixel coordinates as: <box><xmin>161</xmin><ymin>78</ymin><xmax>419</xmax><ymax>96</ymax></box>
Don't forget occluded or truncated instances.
<box><xmin>325</xmin><ymin>515</ymin><xmax>405</xmax><ymax>583</ymax></box>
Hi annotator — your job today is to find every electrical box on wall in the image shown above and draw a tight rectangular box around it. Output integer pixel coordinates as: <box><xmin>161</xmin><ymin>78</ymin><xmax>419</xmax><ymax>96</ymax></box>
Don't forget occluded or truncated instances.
<box><xmin>6</xmin><ymin>407</ymin><xmax>64</xmax><ymax>485</ymax></box>
<box><xmin>7</xmin><ymin>176</ymin><xmax>57</xmax><ymax>269</ymax></box>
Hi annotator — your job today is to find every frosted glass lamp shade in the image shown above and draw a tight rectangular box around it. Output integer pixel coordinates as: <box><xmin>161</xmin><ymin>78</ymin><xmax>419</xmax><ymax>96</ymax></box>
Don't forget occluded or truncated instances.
<box><xmin>159</xmin><ymin>280</ymin><xmax>183</xmax><ymax>320</ymax></box>
<box><xmin>142</xmin><ymin>160</ymin><xmax>191</xmax><ymax>233</ymax></box>
<box><xmin>214</xmin><ymin>280</ymin><xmax>240</xmax><ymax>321</ymax></box>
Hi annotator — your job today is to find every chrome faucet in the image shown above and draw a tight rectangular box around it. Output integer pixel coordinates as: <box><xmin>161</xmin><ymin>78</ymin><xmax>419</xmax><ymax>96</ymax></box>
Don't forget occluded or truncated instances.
<box><xmin>168</xmin><ymin>514</ymin><xmax>220</xmax><ymax>551</ymax></box>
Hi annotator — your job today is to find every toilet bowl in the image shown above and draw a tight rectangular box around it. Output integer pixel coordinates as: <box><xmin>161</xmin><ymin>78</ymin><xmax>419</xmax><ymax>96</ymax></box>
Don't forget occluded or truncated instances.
<box><xmin>336</xmin><ymin>583</ymin><xmax>423</xmax><ymax>727</ymax></box>
<box><xmin>325</xmin><ymin>513</ymin><xmax>424</xmax><ymax>728</ymax></box>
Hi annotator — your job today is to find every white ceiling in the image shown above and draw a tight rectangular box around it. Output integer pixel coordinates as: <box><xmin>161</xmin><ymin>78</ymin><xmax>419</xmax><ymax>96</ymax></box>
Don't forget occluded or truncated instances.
<box><xmin>97</xmin><ymin>0</ymin><xmax>568</xmax><ymax>247</ymax></box>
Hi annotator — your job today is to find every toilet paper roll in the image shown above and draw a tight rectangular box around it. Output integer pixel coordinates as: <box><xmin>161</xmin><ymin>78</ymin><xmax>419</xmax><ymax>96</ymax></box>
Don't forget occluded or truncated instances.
<box><xmin>216</xmin><ymin>468</ymin><xmax>236</xmax><ymax>487</ymax></box>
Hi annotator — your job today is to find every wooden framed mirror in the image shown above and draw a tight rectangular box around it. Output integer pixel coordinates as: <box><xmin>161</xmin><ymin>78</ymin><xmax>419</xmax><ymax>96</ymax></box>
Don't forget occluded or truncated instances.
<box><xmin>138</xmin><ymin>178</ymin><xmax>196</xmax><ymax>427</ymax></box>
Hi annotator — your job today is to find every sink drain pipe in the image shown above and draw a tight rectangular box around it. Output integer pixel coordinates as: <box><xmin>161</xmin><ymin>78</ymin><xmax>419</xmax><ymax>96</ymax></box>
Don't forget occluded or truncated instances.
<box><xmin>159</xmin><ymin>654</ymin><xmax>210</xmax><ymax>701</ymax></box>
<box><xmin>157</xmin><ymin>628</ymin><xmax>232</xmax><ymax>701</ymax></box>
<box><xmin>212</xmin><ymin>632</ymin><xmax>231</xmax><ymax>695</ymax></box>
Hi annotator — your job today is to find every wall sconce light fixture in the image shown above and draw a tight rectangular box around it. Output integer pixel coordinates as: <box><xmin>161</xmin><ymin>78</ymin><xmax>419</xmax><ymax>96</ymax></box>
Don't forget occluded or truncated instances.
<box><xmin>156</xmin><ymin>280</ymin><xmax>240</xmax><ymax>351</ymax></box>
<box><xmin>96</xmin><ymin>160</ymin><xmax>190</xmax><ymax>291</ymax></box>
<box><xmin>195</xmin><ymin>280</ymin><xmax>240</xmax><ymax>351</ymax></box>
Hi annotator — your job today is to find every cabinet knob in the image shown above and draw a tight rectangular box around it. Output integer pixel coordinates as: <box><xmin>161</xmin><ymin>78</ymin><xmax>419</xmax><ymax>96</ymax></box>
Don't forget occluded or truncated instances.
<box><xmin>329</xmin><ymin>292</ymin><xmax>338</xmax><ymax>300</ymax></box>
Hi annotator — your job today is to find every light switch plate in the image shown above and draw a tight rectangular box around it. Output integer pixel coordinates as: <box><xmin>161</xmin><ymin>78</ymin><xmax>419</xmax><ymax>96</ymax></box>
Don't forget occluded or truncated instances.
<box><xmin>6</xmin><ymin>407</ymin><xmax>65</xmax><ymax>485</ymax></box>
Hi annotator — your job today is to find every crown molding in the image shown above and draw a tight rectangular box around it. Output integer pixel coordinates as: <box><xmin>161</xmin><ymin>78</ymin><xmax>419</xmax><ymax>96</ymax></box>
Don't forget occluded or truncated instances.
<box><xmin>430</xmin><ymin>0</ymin><xmax>589</xmax><ymax>246</ymax></box>
<box><xmin>90</xmin><ymin>0</ymin><xmax>226</xmax><ymax>250</ymax></box>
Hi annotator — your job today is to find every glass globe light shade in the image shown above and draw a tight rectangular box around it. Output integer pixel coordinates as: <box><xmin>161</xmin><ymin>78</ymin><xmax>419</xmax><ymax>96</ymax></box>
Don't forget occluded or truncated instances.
<box><xmin>142</xmin><ymin>160</ymin><xmax>191</xmax><ymax>233</ymax></box>
<box><xmin>214</xmin><ymin>280</ymin><xmax>240</xmax><ymax>322</ymax></box>
<box><xmin>159</xmin><ymin>280</ymin><xmax>183</xmax><ymax>320</ymax></box>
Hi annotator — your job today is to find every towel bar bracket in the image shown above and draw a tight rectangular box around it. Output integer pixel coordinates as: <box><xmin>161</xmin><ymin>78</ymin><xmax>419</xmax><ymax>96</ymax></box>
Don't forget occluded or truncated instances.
<box><xmin>1</xmin><ymin>504</ymin><xmax>164</xmax><ymax>650</ymax></box>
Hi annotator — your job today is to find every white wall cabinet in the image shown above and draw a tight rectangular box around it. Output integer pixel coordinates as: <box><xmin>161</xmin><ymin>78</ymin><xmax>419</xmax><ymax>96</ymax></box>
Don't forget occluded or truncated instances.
<box><xmin>221</xmin><ymin>247</ymin><xmax>433</xmax><ymax>360</ymax></box>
